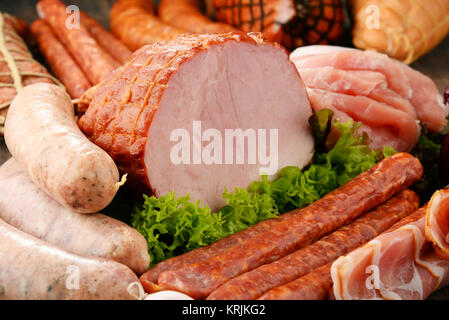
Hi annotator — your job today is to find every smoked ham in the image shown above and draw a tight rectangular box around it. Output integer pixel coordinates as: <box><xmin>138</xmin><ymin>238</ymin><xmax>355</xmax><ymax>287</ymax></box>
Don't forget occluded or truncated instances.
<box><xmin>78</xmin><ymin>32</ymin><xmax>315</xmax><ymax>212</ymax></box>
<box><xmin>290</xmin><ymin>45</ymin><xmax>448</xmax><ymax>152</ymax></box>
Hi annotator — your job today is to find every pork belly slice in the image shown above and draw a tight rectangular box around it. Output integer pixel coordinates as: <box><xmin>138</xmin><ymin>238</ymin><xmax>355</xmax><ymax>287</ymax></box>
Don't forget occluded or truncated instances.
<box><xmin>79</xmin><ymin>33</ymin><xmax>314</xmax><ymax>211</ymax></box>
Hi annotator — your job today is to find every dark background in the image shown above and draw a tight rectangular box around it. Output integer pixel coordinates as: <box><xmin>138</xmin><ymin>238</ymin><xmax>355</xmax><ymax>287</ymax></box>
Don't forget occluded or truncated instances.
<box><xmin>0</xmin><ymin>0</ymin><xmax>448</xmax><ymax>300</ymax></box>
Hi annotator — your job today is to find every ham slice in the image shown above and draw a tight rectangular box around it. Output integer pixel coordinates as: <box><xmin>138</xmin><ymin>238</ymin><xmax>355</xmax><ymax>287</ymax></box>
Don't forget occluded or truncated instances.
<box><xmin>331</xmin><ymin>206</ymin><xmax>449</xmax><ymax>300</ymax></box>
<box><xmin>79</xmin><ymin>32</ymin><xmax>314</xmax><ymax>211</ymax></box>
<box><xmin>290</xmin><ymin>45</ymin><xmax>448</xmax><ymax>152</ymax></box>
<box><xmin>426</xmin><ymin>189</ymin><xmax>449</xmax><ymax>258</ymax></box>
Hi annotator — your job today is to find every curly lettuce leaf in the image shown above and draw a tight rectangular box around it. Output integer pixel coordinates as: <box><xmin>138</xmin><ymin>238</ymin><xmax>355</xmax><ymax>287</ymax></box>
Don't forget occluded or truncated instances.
<box><xmin>250</xmin><ymin>118</ymin><xmax>393</xmax><ymax>213</ymax></box>
<box><xmin>219</xmin><ymin>188</ymin><xmax>279</xmax><ymax>235</ymax></box>
<box><xmin>132</xmin><ymin>189</ymin><xmax>279</xmax><ymax>266</ymax></box>
<box><xmin>131</xmin><ymin>192</ymin><xmax>225</xmax><ymax>266</ymax></box>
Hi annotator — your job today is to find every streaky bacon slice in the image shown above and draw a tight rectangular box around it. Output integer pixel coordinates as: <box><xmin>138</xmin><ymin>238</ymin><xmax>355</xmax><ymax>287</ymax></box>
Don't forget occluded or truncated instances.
<box><xmin>331</xmin><ymin>206</ymin><xmax>449</xmax><ymax>300</ymax></box>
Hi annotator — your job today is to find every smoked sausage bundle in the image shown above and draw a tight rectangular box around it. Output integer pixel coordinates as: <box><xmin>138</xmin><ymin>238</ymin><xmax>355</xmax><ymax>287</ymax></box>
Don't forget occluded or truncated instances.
<box><xmin>79</xmin><ymin>11</ymin><xmax>132</xmax><ymax>65</ymax></box>
<box><xmin>259</xmin><ymin>207</ymin><xmax>428</xmax><ymax>299</ymax></box>
<box><xmin>0</xmin><ymin>217</ymin><xmax>138</xmax><ymax>300</ymax></box>
<box><xmin>154</xmin><ymin>153</ymin><xmax>423</xmax><ymax>299</ymax></box>
<box><xmin>140</xmin><ymin>206</ymin><xmax>302</xmax><ymax>287</ymax></box>
<box><xmin>158</xmin><ymin>0</ymin><xmax>235</xmax><ymax>34</ymax></box>
<box><xmin>30</xmin><ymin>19</ymin><xmax>91</xmax><ymax>99</ymax></box>
<box><xmin>110</xmin><ymin>0</ymin><xmax>185</xmax><ymax>51</ymax></box>
<box><xmin>0</xmin><ymin>12</ymin><xmax>60</xmax><ymax>134</ymax></box>
<box><xmin>207</xmin><ymin>189</ymin><xmax>419</xmax><ymax>300</ymax></box>
<box><xmin>37</xmin><ymin>0</ymin><xmax>118</xmax><ymax>84</ymax></box>
<box><xmin>0</xmin><ymin>158</ymin><xmax>150</xmax><ymax>275</ymax></box>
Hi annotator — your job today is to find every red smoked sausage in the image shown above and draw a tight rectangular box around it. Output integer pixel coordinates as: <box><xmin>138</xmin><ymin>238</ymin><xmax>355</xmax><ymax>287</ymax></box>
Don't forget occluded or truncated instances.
<box><xmin>30</xmin><ymin>19</ymin><xmax>91</xmax><ymax>99</ymax></box>
<box><xmin>207</xmin><ymin>189</ymin><xmax>419</xmax><ymax>300</ymax></box>
<box><xmin>156</xmin><ymin>153</ymin><xmax>423</xmax><ymax>299</ymax></box>
<box><xmin>110</xmin><ymin>0</ymin><xmax>186</xmax><ymax>51</ymax></box>
<box><xmin>80</xmin><ymin>11</ymin><xmax>132</xmax><ymax>65</ymax></box>
<box><xmin>37</xmin><ymin>0</ymin><xmax>118</xmax><ymax>84</ymax></box>
<box><xmin>158</xmin><ymin>0</ymin><xmax>235</xmax><ymax>34</ymax></box>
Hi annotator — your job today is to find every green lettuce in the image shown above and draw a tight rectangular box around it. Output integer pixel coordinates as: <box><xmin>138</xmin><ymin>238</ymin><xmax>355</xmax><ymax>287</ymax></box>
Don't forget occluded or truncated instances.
<box><xmin>132</xmin><ymin>189</ymin><xmax>279</xmax><ymax>266</ymax></box>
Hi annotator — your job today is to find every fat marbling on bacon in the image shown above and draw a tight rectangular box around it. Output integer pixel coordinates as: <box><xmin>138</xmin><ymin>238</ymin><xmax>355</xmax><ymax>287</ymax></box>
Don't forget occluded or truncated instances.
<box><xmin>78</xmin><ymin>32</ymin><xmax>315</xmax><ymax>211</ymax></box>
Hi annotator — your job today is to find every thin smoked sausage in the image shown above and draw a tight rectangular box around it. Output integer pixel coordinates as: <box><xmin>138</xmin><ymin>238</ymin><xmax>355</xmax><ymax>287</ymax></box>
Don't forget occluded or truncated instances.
<box><xmin>156</xmin><ymin>153</ymin><xmax>423</xmax><ymax>299</ymax></box>
<box><xmin>207</xmin><ymin>189</ymin><xmax>419</xmax><ymax>300</ymax></box>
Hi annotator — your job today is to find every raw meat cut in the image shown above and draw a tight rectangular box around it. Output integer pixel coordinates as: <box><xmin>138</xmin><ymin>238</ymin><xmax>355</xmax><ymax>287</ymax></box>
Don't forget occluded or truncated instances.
<box><xmin>290</xmin><ymin>45</ymin><xmax>448</xmax><ymax>152</ymax></box>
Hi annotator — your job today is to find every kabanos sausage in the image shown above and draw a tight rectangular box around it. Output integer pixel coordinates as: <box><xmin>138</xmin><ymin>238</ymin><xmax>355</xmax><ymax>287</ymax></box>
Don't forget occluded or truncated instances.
<box><xmin>110</xmin><ymin>0</ymin><xmax>186</xmax><ymax>51</ymax></box>
<box><xmin>141</xmin><ymin>207</ymin><xmax>301</xmax><ymax>287</ymax></box>
<box><xmin>156</xmin><ymin>153</ymin><xmax>423</xmax><ymax>299</ymax></box>
<box><xmin>259</xmin><ymin>262</ymin><xmax>335</xmax><ymax>300</ymax></box>
<box><xmin>263</xmin><ymin>206</ymin><xmax>430</xmax><ymax>300</ymax></box>
<box><xmin>37</xmin><ymin>0</ymin><xmax>118</xmax><ymax>84</ymax></box>
<box><xmin>158</xmin><ymin>0</ymin><xmax>235</xmax><ymax>34</ymax></box>
<box><xmin>0</xmin><ymin>159</ymin><xmax>150</xmax><ymax>275</ymax></box>
<box><xmin>80</xmin><ymin>11</ymin><xmax>132</xmax><ymax>65</ymax></box>
<box><xmin>4</xmin><ymin>83</ymin><xmax>120</xmax><ymax>214</ymax></box>
<box><xmin>0</xmin><ymin>217</ymin><xmax>138</xmax><ymax>300</ymax></box>
<box><xmin>207</xmin><ymin>189</ymin><xmax>419</xmax><ymax>300</ymax></box>
<box><xmin>30</xmin><ymin>19</ymin><xmax>91</xmax><ymax>99</ymax></box>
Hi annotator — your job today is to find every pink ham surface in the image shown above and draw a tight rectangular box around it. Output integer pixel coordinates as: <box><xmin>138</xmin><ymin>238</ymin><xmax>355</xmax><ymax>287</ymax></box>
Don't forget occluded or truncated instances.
<box><xmin>331</xmin><ymin>207</ymin><xmax>449</xmax><ymax>300</ymax></box>
<box><xmin>290</xmin><ymin>46</ymin><xmax>448</xmax><ymax>152</ymax></box>
<box><xmin>426</xmin><ymin>189</ymin><xmax>449</xmax><ymax>258</ymax></box>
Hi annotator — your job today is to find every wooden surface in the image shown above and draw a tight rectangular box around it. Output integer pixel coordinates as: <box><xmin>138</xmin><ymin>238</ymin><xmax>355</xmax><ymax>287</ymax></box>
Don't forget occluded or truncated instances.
<box><xmin>0</xmin><ymin>0</ymin><xmax>449</xmax><ymax>300</ymax></box>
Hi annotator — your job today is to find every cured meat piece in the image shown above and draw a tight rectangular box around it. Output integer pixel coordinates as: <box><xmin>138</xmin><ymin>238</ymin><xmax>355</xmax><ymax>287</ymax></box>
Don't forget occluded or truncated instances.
<box><xmin>290</xmin><ymin>45</ymin><xmax>448</xmax><ymax>151</ymax></box>
<box><xmin>141</xmin><ymin>206</ymin><xmax>306</xmax><ymax>289</ymax></box>
<box><xmin>158</xmin><ymin>0</ymin><xmax>234</xmax><ymax>33</ymax></box>
<box><xmin>80</xmin><ymin>11</ymin><xmax>132</xmax><ymax>65</ymax></box>
<box><xmin>307</xmin><ymin>89</ymin><xmax>420</xmax><ymax>152</ymax></box>
<box><xmin>331</xmin><ymin>205</ymin><xmax>449</xmax><ymax>300</ymax></box>
<box><xmin>0</xmin><ymin>158</ymin><xmax>150</xmax><ymax>275</ymax></box>
<box><xmin>292</xmin><ymin>49</ymin><xmax>413</xmax><ymax>99</ymax></box>
<box><xmin>350</xmin><ymin>0</ymin><xmax>449</xmax><ymax>64</ymax></box>
<box><xmin>37</xmin><ymin>0</ymin><xmax>118</xmax><ymax>84</ymax></box>
<box><xmin>4</xmin><ymin>83</ymin><xmax>120</xmax><ymax>214</ymax></box>
<box><xmin>78</xmin><ymin>32</ymin><xmax>315</xmax><ymax>212</ymax></box>
<box><xmin>155</xmin><ymin>153</ymin><xmax>423</xmax><ymax>299</ymax></box>
<box><xmin>426</xmin><ymin>190</ymin><xmax>449</xmax><ymax>258</ymax></box>
<box><xmin>30</xmin><ymin>19</ymin><xmax>91</xmax><ymax>99</ymax></box>
<box><xmin>299</xmin><ymin>68</ymin><xmax>417</xmax><ymax>118</ymax></box>
<box><xmin>213</xmin><ymin>0</ymin><xmax>345</xmax><ymax>50</ymax></box>
<box><xmin>207</xmin><ymin>189</ymin><xmax>419</xmax><ymax>300</ymax></box>
<box><xmin>0</xmin><ymin>12</ymin><xmax>60</xmax><ymax>134</ymax></box>
<box><xmin>110</xmin><ymin>0</ymin><xmax>185</xmax><ymax>51</ymax></box>
<box><xmin>0</xmin><ymin>217</ymin><xmax>138</xmax><ymax>300</ymax></box>
<box><xmin>259</xmin><ymin>262</ymin><xmax>334</xmax><ymax>300</ymax></box>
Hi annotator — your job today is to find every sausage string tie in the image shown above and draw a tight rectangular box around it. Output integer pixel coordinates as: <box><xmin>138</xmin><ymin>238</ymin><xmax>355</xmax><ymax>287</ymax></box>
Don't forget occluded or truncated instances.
<box><xmin>0</xmin><ymin>12</ymin><xmax>64</xmax><ymax>113</ymax></box>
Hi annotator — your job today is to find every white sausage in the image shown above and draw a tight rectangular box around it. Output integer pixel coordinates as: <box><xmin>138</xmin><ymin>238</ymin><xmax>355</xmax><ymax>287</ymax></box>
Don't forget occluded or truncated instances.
<box><xmin>0</xmin><ymin>158</ymin><xmax>150</xmax><ymax>275</ymax></box>
<box><xmin>4</xmin><ymin>83</ymin><xmax>120</xmax><ymax>213</ymax></box>
<box><xmin>0</xmin><ymin>218</ymin><xmax>138</xmax><ymax>300</ymax></box>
